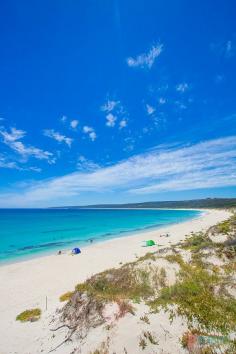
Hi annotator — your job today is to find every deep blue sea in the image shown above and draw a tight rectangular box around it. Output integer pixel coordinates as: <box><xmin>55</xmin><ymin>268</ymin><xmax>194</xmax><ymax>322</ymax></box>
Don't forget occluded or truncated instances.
<box><xmin>0</xmin><ymin>208</ymin><xmax>201</xmax><ymax>264</ymax></box>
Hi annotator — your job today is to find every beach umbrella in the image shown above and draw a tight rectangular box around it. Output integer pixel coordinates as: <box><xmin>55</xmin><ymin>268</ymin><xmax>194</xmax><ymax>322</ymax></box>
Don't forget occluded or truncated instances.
<box><xmin>142</xmin><ymin>240</ymin><xmax>155</xmax><ymax>247</ymax></box>
<box><xmin>72</xmin><ymin>247</ymin><xmax>81</xmax><ymax>254</ymax></box>
<box><xmin>145</xmin><ymin>240</ymin><xmax>155</xmax><ymax>246</ymax></box>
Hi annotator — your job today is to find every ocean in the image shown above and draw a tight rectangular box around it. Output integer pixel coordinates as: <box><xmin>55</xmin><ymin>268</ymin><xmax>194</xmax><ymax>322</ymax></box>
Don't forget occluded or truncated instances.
<box><xmin>0</xmin><ymin>208</ymin><xmax>201</xmax><ymax>264</ymax></box>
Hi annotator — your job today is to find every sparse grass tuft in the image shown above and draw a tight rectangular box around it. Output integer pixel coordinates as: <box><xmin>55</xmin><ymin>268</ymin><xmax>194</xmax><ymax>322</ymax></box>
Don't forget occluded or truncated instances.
<box><xmin>116</xmin><ymin>300</ymin><xmax>135</xmax><ymax>318</ymax></box>
<box><xmin>159</xmin><ymin>267</ymin><xmax>167</xmax><ymax>287</ymax></box>
<box><xmin>139</xmin><ymin>338</ymin><xmax>147</xmax><ymax>350</ymax></box>
<box><xmin>140</xmin><ymin>315</ymin><xmax>150</xmax><ymax>324</ymax></box>
<box><xmin>143</xmin><ymin>331</ymin><xmax>158</xmax><ymax>345</ymax></box>
<box><xmin>16</xmin><ymin>308</ymin><xmax>41</xmax><ymax>322</ymax></box>
<box><xmin>59</xmin><ymin>291</ymin><xmax>74</xmax><ymax>302</ymax></box>
<box><xmin>137</xmin><ymin>252</ymin><xmax>156</xmax><ymax>262</ymax></box>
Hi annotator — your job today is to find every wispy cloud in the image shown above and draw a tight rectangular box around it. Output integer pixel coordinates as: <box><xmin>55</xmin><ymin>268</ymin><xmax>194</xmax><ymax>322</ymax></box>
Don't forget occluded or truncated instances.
<box><xmin>0</xmin><ymin>154</ymin><xmax>42</xmax><ymax>172</ymax></box>
<box><xmin>0</xmin><ymin>136</ymin><xmax>235</xmax><ymax>207</ymax></box>
<box><xmin>61</xmin><ymin>115</ymin><xmax>67</xmax><ymax>123</ymax></box>
<box><xmin>106</xmin><ymin>113</ymin><xmax>116</xmax><ymax>127</ymax></box>
<box><xmin>101</xmin><ymin>100</ymin><xmax>119</xmax><ymax>113</ymax></box>
<box><xmin>83</xmin><ymin>126</ymin><xmax>97</xmax><ymax>141</ymax></box>
<box><xmin>176</xmin><ymin>83</ymin><xmax>189</xmax><ymax>93</ymax></box>
<box><xmin>210</xmin><ymin>40</ymin><xmax>234</xmax><ymax>58</ymax></box>
<box><xmin>43</xmin><ymin>129</ymin><xmax>73</xmax><ymax>147</ymax></box>
<box><xmin>159</xmin><ymin>97</ymin><xmax>166</xmax><ymax>105</ymax></box>
<box><xmin>146</xmin><ymin>104</ymin><xmax>156</xmax><ymax>115</ymax></box>
<box><xmin>127</xmin><ymin>43</ymin><xmax>163</xmax><ymax>69</ymax></box>
<box><xmin>0</xmin><ymin>127</ymin><xmax>25</xmax><ymax>141</ymax></box>
<box><xmin>119</xmin><ymin>119</ymin><xmax>127</xmax><ymax>129</ymax></box>
<box><xmin>0</xmin><ymin>155</ymin><xmax>20</xmax><ymax>170</ymax></box>
<box><xmin>175</xmin><ymin>101</ymin><xmax>187</xmax><ymax>110</ymax></box>
<box><xmin>77</xmin><ymin>155</ymin><xmax>100</xmax><ymax>171</ymax></box>
<box><xmin>70</xmin><ymin>120</ymin><xmax>79</xmax><ymax>129</ymax></box>
<box><xmin>226</xmin><ymin>40</ymin><xmax>232</xmax><ymax>57</ymax></box>
<box><xmin>101</xmin><ymin>98</ymin><xmax>128</xmax><ymax>129</ymax></box>
<box><xmin>0</xmin><ymin>127</ymin><xmax>54</xmax><ymax>162</ymax></box>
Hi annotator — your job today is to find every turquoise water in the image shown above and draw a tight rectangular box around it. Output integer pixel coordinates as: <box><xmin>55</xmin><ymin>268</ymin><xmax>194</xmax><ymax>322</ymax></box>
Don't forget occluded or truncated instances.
<box><xmin>0</xmin><ymin>208</ymin><xmax>201</xmax><ymax>264</ymax></box>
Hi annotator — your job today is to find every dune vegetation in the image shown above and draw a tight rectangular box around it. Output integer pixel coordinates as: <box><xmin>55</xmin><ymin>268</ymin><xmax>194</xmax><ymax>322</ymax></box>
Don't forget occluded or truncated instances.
<box><xmin>53</xmin><ymin>212</ymin><xmax>236</xmax><ymax>353</ymax></box>
<box><xmin>16</xmin><ymin>308</ymin><xmax>41</xmax><ymax>322</ymax></box>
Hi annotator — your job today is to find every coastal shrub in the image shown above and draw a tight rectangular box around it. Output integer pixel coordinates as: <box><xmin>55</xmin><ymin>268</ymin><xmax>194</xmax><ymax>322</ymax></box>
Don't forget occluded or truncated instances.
<box><xmin>217</xmin><ymin>220</ymin><xmax>231</xmax><ymax>234</ymax></box>
<box><xmin>212</xmin><ymin>214</ymin><xmax>236</xmax><ymax>236</ymax></box>
<box><xmin>216</xmin><ymin>243</ymin><xmax>236</xmax><ymax>260</ymax></box>
<box><xmin>165</xmin><ymin>253</ymin><xmax>184</xmax><ymax>265</ymax></box>
<box><xmin>59</xmin><ymin>291</ymin><xmax>74</xmax><ymax>302</ymax></box>
<box><xmin>16</xmin><ymin>308</ymin><xmax>41</xmax><ymax>322</ymax></box>
<box><xmin>76</xmin><ymin>265</ymin><xmax>154</xmax><ymax>302</ymax></box>
<box><xmin>182</xmin><ymin>232</ymin><xmax>213</xmax><ymax>252</ymax></box>
<box><xmin>149</xmin><ymin>260</ymin><xmax>236</xmax><ymax>334</ymax></box>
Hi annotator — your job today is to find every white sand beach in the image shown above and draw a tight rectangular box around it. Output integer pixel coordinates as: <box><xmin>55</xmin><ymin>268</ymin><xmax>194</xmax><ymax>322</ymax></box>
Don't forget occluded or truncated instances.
<box><xmin>0</xmin><ymin>208</ymin><xmax>231</xmax><ymax>354</ymax></box>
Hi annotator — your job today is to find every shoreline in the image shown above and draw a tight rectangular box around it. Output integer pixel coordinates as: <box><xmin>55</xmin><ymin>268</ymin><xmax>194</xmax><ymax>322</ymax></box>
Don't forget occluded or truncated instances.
<box><xmin>0</xmin><ymin>208</ymin><xmax>204</xmax><ymax>267</ymax></box>
<box><xmin>0</xmin><ymin>208</ymin><xmax>231</xmax><ymax>354</ymax></box>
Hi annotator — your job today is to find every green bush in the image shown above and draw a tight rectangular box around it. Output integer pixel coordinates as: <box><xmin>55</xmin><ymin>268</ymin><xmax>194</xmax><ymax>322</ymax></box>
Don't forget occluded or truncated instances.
<box><xmin>182</xmin><ymin>232</ymin><xmax>212</xmax><ymax>252</ymax></box>
<box><xmin>16</xmin><ymin>308</ymin><xmax>41</xmax><ymax>322</ymax></box>
<box><xmin>59</xmin><ymin>291</ymin><xmax>74</xmax><ymax>302</ymax></box>
<box><xmin>149</xmin><ymin>261</ymin><xmax>236</xmax><ymax>334</ymax></box>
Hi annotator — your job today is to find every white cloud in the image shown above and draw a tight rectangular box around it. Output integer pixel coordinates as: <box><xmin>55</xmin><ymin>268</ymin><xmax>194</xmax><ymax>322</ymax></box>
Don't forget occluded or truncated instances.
<box><xmin>159</xmin><ymin>97</ymin><xmax>166</xmax><ymax>104</ymax></box>
<box><xmin>43</xmin><ymin>129</ymin><xmax>73</xmax><ymax>147</ymax></box>
<box><xmin>61</xmin><ymin>115</ymin><xmax>67</xmax><ymax>123</ymax></box>
<box><xmin>89</xmin><ymin>131</ymin><xmax>97</xmax><ymax>141</ymax></box>
<box><xmin>83</xmin><ymin>126</ymin><xmax>93</xmax><ymax>133</ymax></box>
<box><xmin>106</xmin><ymin>113</ymin><xmax>116</xmax><ymax>127</ymax></box>
<box><xmin>119</xmin><ymin>119</ymin><xmax>127</xmax><ymax>129</ymax></box>
<box><xmin>0</xmin><ymin>127</ymin><xmax>54</xmax><ymax>162</ymax></box>
<box><xmin>83</xmin><ymin>126</ymin><xmax>97</xmax><ymax>141</ymax></box>
<box><xmin>101</xmin><ymin>98</ymin><xmax>128</xmax><ymax>129</ymax></box>
<box><xmin>101</xmin><ymin>100</ymin><xmax>119</xmax><ymax>113</ymax></box>
<box><xmin>0</xmin><ymin>157</ymin><xmax>42</xmax><ymax>173</ymax></box>
<box><xmin>0</xmin><ymin>154</ymin><xmax>42</xmax><ymax>172</ymax></box>
<box><xmin>77</xmin><ymin>156</ymin><xmax>100</xmax><ymax>171</ymax></box>
<box><xmin>1</xmin><ymin>136</ymin><xmax>236</xmax><ymax>207</ymax></box>
<box><xmin>29</xmin><ymin>166</ymin><xmax>42</xmax><ymax>172</ymax></box>
<box><xmin>0</xmin><ymin>155</ymin><xmax>20</xmax><ymax>170</ymax></box>
<box><xmin>70</xmin><ymin>120</ymin><xmax>79</xmax><ymax>129</ymax></box>
<box><xmin>0</xmin><ymin>127</ymin><xmax>25</xmax><ymax>142</ymax></box>
<box><xmin>146</xmin><ymin>104</ymin><xmax>156</xmax><ymax>115</ymax></box>
<box><xmin>176</xmin><ymin>83</ymin><xmax>189</xmax><ymax>93</ymax></box>
<box><xmin>127</xmin><ymin>43</ymin><xmax>163</xmax><ymax>69</ymax></box>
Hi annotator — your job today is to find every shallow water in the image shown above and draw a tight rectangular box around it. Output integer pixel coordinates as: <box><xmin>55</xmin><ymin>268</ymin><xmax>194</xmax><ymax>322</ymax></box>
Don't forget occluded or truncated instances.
<box><xmin>0</xmin><ymin>208</ymin><xmax>201</xmax><ymax>263</ymax></box>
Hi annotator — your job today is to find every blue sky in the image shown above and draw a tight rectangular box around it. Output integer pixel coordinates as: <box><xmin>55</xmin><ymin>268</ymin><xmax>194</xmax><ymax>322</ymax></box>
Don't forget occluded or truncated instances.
<box><xmin>0</xmin><ymin>0</ymin><xmax>236</xmax><ymax>207</ymax></box>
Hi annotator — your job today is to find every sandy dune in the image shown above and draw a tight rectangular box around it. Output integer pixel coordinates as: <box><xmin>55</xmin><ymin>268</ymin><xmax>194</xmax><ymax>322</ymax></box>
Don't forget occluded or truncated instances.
<box><xmin>0</xmin><ymin>208</ymin><xmax>231</xmax><ymax>354</ymax></box>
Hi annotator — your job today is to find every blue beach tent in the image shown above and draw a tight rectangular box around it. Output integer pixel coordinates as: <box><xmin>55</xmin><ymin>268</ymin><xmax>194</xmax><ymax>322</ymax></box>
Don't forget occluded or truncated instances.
<box><xmin>72</xmin><ymin>247</ymin><xmax>81</xmax><ymax>255</ymax></box>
